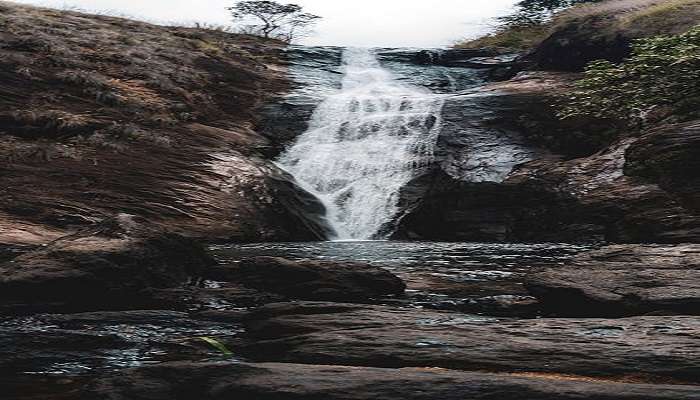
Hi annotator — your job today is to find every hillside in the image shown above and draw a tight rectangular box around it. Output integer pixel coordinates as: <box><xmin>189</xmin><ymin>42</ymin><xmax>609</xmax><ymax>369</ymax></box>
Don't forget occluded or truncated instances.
<box><xmin>458</xmin><ymin>0</ymin><xmax>700</xmax><ymax>69</ymax></box>
<box><xmin>0</xmin><ymin>2</ymin><xmax>328</xmax><ymax>247</ymax></box>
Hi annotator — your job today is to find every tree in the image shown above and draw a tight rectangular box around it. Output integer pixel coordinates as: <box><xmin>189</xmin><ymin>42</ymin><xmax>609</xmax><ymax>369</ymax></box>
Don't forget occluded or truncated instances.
<box><xmin>500</xmin><ymin>0</ymin><xmax>603</xmax><ymax>26</ymax></box>
<box><xmin>227</xmin><ymin>1</ymin><xmax>320</xmax><ymax>42</ymax></box>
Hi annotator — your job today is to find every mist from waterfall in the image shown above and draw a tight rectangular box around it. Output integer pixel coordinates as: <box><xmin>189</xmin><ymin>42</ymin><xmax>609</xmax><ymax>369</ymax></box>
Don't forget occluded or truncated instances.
<box><xmin>277</xmin><ymin>48</ymin><xmax>445</xmax><ymax>240</ymax></box>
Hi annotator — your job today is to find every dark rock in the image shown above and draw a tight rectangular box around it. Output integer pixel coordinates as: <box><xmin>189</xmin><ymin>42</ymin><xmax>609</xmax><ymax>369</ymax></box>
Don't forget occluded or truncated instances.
<box><xmin>395</xmin><ymin>121</ymin><xmax>700</xmax><ymax>243</ymax></box>
<box><xmin>391</xmin><ymin>168</ymin><xmax>599</xmax><ymax>243</ymax></box>
<box><xmin>82</xmin><ymin>361</ymin><xmax>700</xmax><ymax>400</ymax></box>
<box><xmin>526</xmin><ymin>23</ymin><xmax>632</xmax><ymax>71</ymax></box>
<box><xmin>0</xmin><ymin>214</ymin><xmax>215</xmax><ymax>313</ymax></box>
<box><xmin>525</xmin><ymin>244</ymin><xmax>700</xmax><ymax>317</ymax></box>
<box><xmin>375</xmin><ymin>48</ymin><xmax>501</xmax><ymax>67</ymax></box>
<box><xmin>208</xmin><ymin>257</ymin><xmax>405</xmax><ymax>302</ymax></box>
<box><xmin>625</xmin><ymin>120</ymin><xmax>700</xmax><ymax>212</ymax></box>
<box><xmin>239</xmin><ymin>302</ymin><xmax>700</xmax><ymax>383</ymax></box>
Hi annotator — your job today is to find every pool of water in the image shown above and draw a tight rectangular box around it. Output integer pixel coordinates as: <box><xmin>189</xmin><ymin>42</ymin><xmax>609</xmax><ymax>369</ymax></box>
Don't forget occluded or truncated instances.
<box><xmin>210</xmin><ymin>241</ymin><xmax>593</xmax><ymax>309</ymax></box>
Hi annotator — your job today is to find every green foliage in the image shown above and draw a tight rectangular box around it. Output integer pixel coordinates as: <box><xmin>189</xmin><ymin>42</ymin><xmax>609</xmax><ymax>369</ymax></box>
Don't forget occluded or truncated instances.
<box><xmin>559</xmin><ymin>26</ymin><xmax>700</xmax><ymax>127</ymax></box>
<box><xmin>198</xmin><ymin>336</ymin><xmax>233</xmax><ymax>356</ymax></box>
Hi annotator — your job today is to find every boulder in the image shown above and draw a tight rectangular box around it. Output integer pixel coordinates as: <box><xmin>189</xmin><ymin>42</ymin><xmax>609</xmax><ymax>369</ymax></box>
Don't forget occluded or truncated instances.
<box><xmin>82</xmin><ymin>361</ymin><xmax>700</xmax><ymax>400</ymax></box>
<box><xmin>525</xmin><ymin>244</ymin><xmax>700</xmax><ymax>317</ymax></box>
<box><xmin>239</xmin><ymin>302</ymin><xmax>700</xmax><ymax>383</ymax></box>
<box><xmin>208</xmin><ymin>257</ymin><xmax>406</xmax><ymax>302</ymax></box>
<box><xmin>0</xmin><ymin>214</ymin><xmax>215</xmax><ymax>312</ymax></box>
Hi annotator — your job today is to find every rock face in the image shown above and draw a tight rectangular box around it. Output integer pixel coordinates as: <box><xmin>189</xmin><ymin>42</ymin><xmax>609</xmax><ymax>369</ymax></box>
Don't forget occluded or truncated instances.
<box><xmin>0</xmin><ymin>214</ymin><xmax>214</xmax><ymax>312</ymax></box>
<box><xmin>393</xmin><ymin>71</ymin><xmax>700</xmax><ymax>243</ymax></box>
<box><xmin>239</xmin><ymin>302</ymin><xmax>700</xmax><ymax>383</ymax></box>
<box><xmin>258</xmin><ymin>46</ymin><xmax>344</xmax><ymax>156</ymax></box>
<box><xmin>526</xmin><ymin>244</ymin><xmax>700</xmax><ymax>317</ymax></box>
<box><xmin>83</xmin><ymin>361</ymin><xmax>700</xmax><ymax>400</ymax></box>
<box><xmin>208</xmin><ymin>256</ymin><xmax>406</xmax><ymax>302</ymax></box>
<box><xmin>626</xmin><ymin>121</ymin><xmax>700</xmax><ymax>211</ymax></box>
<box><xmin>0</xmin><ymin>4</ymin><xmax>331</xmax><ymax>246</ymax></box>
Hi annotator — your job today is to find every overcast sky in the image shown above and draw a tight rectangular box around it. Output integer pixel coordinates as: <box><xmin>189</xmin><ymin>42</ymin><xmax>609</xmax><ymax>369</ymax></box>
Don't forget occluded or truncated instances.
<box><xmin>11</xmin><ymin>0</ymin><xmax>519</xmax><ymax>47</ymax></box>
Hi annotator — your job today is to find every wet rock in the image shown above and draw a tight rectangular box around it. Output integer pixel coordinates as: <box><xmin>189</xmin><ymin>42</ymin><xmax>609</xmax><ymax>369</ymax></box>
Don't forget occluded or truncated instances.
<box><xmin>375</xmin><ymin>48</ymin><xmax>501</xmax><ymax>67</ymax></box>
<box><xmin>0</xmin><ymin>310</ymin><xmax>239</xmax><ymax>376</ymax></box>
<box><xmin>395</xmin><ymin>120</ymin><xmax>700</xmax><ymax>243</ymax></box>
<box><xmin>83</xmin><ymin>361</ymin><xmax>700</xmax><ymax>400</ymax></box>
<box><xmin>259</xmin><ymin>46</ymin><xmax>344</xmax><ymax>155</ymax></box>
<box><xmin>239</xmin><ymin>302</ymin><xmax>700</xmax><ymax>383</ymax></box>
<box><xmin>150</xmin><ymin>283</ymin><xmax>285</xmax><ymax>311</ymax></box>
<box><xmin>208</xmin><ymin>257</ymin><xmax>406</xmax><ymax>302</ymax></box>
<box><xmin>392</xmin><ymin>169</ymin><xmax>595</xmax><ymax>243</ymax></box>
<box><xmin>0</xmin><ymin>214</ymin><xmax>215</xmax><ymax>313</ymax></box>
<box><xmin>526</xmin><ymin>244</ymin><xmax>700</xmax><ymax>317</ymax></box>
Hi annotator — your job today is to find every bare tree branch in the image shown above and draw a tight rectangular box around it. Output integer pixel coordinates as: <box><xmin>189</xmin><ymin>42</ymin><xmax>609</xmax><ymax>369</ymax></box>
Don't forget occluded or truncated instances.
<box><xmin>227</xmin><ymin>1</ymin><xmax>321</xmax><ymax>42</ymax></box>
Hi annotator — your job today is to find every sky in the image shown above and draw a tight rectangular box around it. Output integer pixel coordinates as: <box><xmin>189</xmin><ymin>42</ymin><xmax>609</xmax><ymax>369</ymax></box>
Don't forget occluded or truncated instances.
<box><xmin>11</xmin><ymin>0</ymin><xmax>520</xmax><ymax>47</ymax></box>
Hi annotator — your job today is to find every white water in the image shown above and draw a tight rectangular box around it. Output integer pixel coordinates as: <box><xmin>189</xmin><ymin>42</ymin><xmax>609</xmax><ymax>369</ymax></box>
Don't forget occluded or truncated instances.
<box><xmin>277</xmin><ymin>48</ymin><xmax>445</xmax><ymax>240</ymax></box>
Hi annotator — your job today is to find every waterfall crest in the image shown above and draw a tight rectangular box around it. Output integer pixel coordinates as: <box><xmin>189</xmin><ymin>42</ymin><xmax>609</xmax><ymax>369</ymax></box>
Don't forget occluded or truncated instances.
<box><xmin>277</xmin><ymin>48</ymin><xmax>445</xmax><ymax>240</ymax></box>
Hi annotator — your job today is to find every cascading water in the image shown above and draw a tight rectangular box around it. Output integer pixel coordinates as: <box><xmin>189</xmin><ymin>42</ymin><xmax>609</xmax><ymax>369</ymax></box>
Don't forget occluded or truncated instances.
<box><xmin>277</xmin><ymin>48</ymin><xmax>445</xmax><ymax>240</ymax></box>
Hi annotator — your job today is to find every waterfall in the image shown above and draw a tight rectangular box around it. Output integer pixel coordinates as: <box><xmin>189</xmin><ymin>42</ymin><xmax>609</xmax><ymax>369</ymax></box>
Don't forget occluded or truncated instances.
<box><xmin>277</xmin><ymin>48</ymin><xmax>445</xmax><ymax>240</ymax></box>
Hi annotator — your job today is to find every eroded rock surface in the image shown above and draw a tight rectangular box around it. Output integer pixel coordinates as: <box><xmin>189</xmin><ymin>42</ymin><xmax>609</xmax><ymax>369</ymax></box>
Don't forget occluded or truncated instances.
<box><xmin>394</xmin><ymin>71</ymin><xmax>700</xmax><ymax>243</ymax></box>
<box><xmin>82</xmin><ymin>361</ymin><xmax>700</xmax><ymax>400</ymax></box>
<box><xmin>0</xmin><ymin>214</ymin><xmax>214</xmax><ymax>312</ymax></box>
<box><xmin>239</xmin><ymin>302</ymin><xmax>700</xmax><ymax>383</ymax></box>
<box><xmin>526</xmin><ymin>244</ymin><xmax>700</xmax><ymax>317</ymax></box>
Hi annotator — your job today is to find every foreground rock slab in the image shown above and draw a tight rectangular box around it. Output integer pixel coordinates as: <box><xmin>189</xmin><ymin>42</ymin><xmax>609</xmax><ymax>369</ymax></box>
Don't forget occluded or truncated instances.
<box><xmin>0</xmin><ymin>215</ymin><xmax>214</xmax><ymax>313</ymax></box>
<box><xmin>208</xmin><ymin>256</ymin><xmax>406</xmax><ymax>302</ymax></box>
<box><xmin>239</xmin><ymin>302</ymin><xmax>700</xmax><ymax>383</ymax></box>
<box><xmin>83</xmin><ymin>361</ymin><xmax>700</xmax><ymax>400</ymax></box>
<box><xmin>526</xmin><ymin>244</ymin><xmax>700</xmax><ymax>317</ymax></box>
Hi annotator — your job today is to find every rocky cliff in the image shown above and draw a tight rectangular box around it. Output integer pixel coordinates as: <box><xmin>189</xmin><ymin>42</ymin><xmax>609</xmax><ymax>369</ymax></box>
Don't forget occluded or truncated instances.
<box><xmin>391</xmin><ymin>1</ymin><xmax>700</xmax><ymax>243</ymax></box>
<box><xmin>0</xmin><ymin>2</ymin><xmax>331</xmax><ymax>247</ymax></box>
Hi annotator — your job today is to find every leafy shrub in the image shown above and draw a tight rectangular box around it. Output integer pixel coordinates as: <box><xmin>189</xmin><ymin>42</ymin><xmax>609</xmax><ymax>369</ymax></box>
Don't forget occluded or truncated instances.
<box><xmin>559</xmin><ymin>25</ymin><xmax>700</xmax><ymax>127</ymax></box>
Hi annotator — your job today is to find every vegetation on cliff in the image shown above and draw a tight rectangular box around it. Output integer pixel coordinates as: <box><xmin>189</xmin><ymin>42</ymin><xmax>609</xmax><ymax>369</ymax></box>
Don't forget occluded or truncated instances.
<box><xmin>457</xmin><ymin>0</ymin><xmax>700</xmax><ymax>54</ymax></box>
<box><xmin>560</xmin><ymin>26</ymin><xmax>700</xmax><ymax>128</ymax></box>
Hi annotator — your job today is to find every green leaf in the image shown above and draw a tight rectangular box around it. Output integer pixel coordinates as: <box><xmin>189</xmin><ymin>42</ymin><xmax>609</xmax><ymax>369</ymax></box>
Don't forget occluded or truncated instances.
<box><xmin>198</xmin><ymin>336</ymin><xmax>233</xmax><ymax>356</ymax></box>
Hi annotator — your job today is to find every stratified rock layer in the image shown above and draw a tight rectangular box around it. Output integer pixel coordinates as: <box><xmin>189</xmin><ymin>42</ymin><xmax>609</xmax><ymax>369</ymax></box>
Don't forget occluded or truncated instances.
<box><xmin>526</xmin><ymin>244</ymin><xmax>700</xmax><ymax>317</ymax></box>
<box><xmin>239</xmin><ymin>302</ymin><xmax>700</xmax><ymax>383</ymax></box>
<box><xmin>83</xmin><ymin>361</ymin><xmax>700</xmax><ymax>400</ymax></box>
<box><xmin>0</xmin><ymin>214</ymin><xmax>214</xmax><ymax>312</ymax></box>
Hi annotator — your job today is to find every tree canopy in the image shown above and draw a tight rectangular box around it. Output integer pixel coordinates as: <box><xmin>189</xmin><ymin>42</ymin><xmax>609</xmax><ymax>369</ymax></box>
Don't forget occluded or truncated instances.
<box><xmin>228</xmin><ymin>1</ymin><xmax>321</xmax><ymax>42</ymax></box>
<box><xmin>500</xmin><ymin>0</ymin><xmax>603</xmax><ymax>26</ymax></box>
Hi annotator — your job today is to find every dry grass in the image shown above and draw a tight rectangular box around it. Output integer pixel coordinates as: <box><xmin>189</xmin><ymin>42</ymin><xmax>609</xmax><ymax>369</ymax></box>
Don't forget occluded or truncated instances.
<box><xmin>455</xmin><ymin>25</ymin><xmax>551</xmax><ymax>51</ymax></box>
<box><xmin>553</xmin><ymin>0</ymin><xmax>700</xmax><ymax>36</ymax></box>
<box><xmin>456</xmin><ymin>0</ymin><xmax>700</xmax><ymax>51</ymax></box>
<box><xmin>0</xmin><ymin>1</ymin><xmax>294</xmax><ymax>241</ymax></box>
<box><xmin>0</xmin><ymin>0</ymin><xmax>284</xmax><ymax>143</ymax></box>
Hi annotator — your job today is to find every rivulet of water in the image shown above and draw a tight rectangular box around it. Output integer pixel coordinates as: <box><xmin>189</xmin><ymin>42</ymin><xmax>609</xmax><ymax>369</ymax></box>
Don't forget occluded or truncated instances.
<box><xmin>277</xmin><ymin>48</ymin><xmax>445</xmax><ymax>240</ymax></box>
